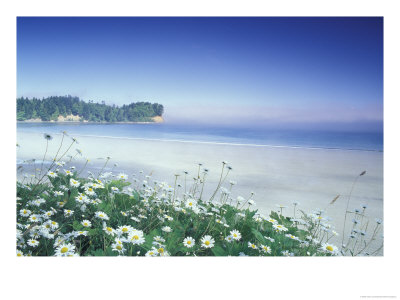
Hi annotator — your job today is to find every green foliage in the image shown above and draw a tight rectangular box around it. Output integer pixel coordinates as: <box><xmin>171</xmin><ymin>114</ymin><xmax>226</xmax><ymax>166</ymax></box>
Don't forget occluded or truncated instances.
<box><xmin>16</xmin><ymin>164</ymin><xmax>338</xmax><ymax>257</ymax></box>
<box><xmin>16</xmin><ymin>95</ymin><xmax>164</xmax><ymax>122</ymax></box>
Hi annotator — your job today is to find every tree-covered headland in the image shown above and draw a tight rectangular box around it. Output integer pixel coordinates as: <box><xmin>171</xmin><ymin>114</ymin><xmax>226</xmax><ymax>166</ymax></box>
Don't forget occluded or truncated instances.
<box><xmin>17</xmin><ymin>95</ymin><xmax>164</xmax><ymax>122</ymax></box>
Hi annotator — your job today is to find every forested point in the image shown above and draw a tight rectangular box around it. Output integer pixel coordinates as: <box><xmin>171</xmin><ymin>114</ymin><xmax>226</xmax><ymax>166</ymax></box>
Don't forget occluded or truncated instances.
<box><xmin>17</xmin><ymin>95</ymin><xmax>164</xmax><ymax>122</ymax></box>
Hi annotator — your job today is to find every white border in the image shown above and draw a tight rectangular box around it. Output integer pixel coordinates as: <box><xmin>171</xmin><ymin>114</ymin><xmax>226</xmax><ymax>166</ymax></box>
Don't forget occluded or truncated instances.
<box><xmin>1</xmin><ymin>1</ymin><xmax>399</xmax><ymax>299</ymax></box>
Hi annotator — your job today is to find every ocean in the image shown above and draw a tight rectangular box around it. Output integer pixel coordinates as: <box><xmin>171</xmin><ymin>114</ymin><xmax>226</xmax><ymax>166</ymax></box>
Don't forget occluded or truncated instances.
<box><xmin>17</xmin><ymin>122</ymin><xmax>383</xmax><ymax>152</ymax></box>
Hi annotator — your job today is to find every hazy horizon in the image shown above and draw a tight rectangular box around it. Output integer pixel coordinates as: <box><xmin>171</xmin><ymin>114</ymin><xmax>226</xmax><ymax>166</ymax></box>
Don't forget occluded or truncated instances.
<box><xmin>17</xmin><ymin>17</ymin><xmax>383</xmax><ymax>131</ymax></box>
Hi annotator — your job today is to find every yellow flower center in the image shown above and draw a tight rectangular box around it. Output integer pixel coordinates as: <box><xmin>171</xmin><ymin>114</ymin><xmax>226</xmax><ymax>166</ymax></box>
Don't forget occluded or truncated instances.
<box><xmin>116</xmin><ymin>245</ymin><xmax>122</xmax><ymax>250</ymax></box>
<box><xmin>17</xmin><ymin>253</ymin><xmax>22</xmax><ymax>256</ymax></box>
<box><xmin>106</xmin><ymin>227</ymin><xmax>112</xmax><ymax>232</ymax></box>
<box><xmin>189</xmin><ymin>202</ymin><xmax>192</xmax><ymax>206</ymax></box>
<box><xmin>99</xmin><ymin>214</ymin><xmax>104</xmax><ymax>218</ymax></box>
<box><xmin>233</xmin><ymin>234</ymin><xmax>237</xmax><ymax>237</ymax></box>
<box><xmin>158</xmin><ymin>248</ymin><xmax>164</xmax><ymax>253</ymax></box>
<box><xmin>45</xmin><ymin>224</ymin><xmax>50</xmax><ymax>228</ymax></box>
<box><xmin>122</xmin><ymin>228</ymin><xmax>128</xmax><ymax>232</ymax></box>
<box><xmin>32</xmin><ymin>217</ymin><xmax>36</xmax><ymax>220</ymax></box>
<box><xmin>84</xmin><ymin>223</ymin><xmax>88</xmax><ymax>226</ymax></box>
<box><xmin>61</xmin><ymin>247</ymin><xmax>69</xmax><ymax>253</ymax></box>
<box><xmin>23</xmin><ymin>210</ymin><xmax>27</xmax><ymax>214</ymax></box>
<box><xmin>132</xmin><ymin>235</ymin><xmax>139</xmax><ymax>240</ymax></box>
<box><xmin>187</xmin><ymin>241</ymin><xmax>191</xmax><ymax>244</ymax></box>
<box><xmin>205</xmin><ymin>241</ymin><xmax>210</xmax><ymax>246</ymax></box>
<box><xmin>52</xmin><ymin>221</ymin><xmax>56</xmax><ymax>225</ymax></box>
<box><xmin>326</xmin><ymin>245</ymin><xmax>333</xmax><ymax>252</ymax></box>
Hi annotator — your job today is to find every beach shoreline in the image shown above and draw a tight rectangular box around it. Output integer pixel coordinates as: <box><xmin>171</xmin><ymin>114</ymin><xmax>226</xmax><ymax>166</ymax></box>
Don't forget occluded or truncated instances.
<box><xmin>17</xmin><ymin>120</ymin><xmax>163</xmax><ymax>124</ymax></box>
<box><xmin>16</xmin><ymin>130</ymin><xmax>384</xmax><ymax>254</ymax></box>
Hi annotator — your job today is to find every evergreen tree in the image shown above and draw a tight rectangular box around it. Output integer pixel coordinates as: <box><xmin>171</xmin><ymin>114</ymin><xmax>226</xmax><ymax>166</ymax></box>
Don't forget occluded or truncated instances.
<box><xmin>16</xmin><ymin>96</ymin><xmax>163</xmax><ymax>122</ymax></box>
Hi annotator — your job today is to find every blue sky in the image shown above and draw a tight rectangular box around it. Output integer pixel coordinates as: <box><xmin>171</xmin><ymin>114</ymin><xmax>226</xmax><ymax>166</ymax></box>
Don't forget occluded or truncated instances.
<box><xmin>17</xmin><ymin>17</ymin><xmax>383</xmax><ymax>130</ymax></box>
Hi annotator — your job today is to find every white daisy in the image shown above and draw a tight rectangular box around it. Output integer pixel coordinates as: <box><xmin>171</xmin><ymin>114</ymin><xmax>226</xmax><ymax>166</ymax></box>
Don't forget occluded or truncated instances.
<box><xmin>55</xmin><ymin>243</ymin><xmax>76</xmax><ymax>256</ymax></box>
<box><xmin>285</xmin><ymin>234</ymin><xmax>299</xmax><ymax>241</ymax></box>
<box><xmin>118</xmin><ymin>173</ymin><xmax>128</xmax><ymax>180</ymax></box>
<box><xmin>162</xmin><ymin>226</ymin><xmax>172</xmax><ymax>233</ymax></box>
<box><xmin>130</xmin><ymin>216</ymin><xmax>141</xmax><ymax>222</ymax></box>
<box><xmin>225</xmin><ymin>235</ymin><xmax>234</xmax><ymax>243</ymax></box>
<box><xmin>95</xmin><ymin>211</ymin><xmax>109</xmax><ymax>220</ymax></box>
<box><xmin>64</xmin><ymin>209</ymin><xmax>74</xmax><ymax>217</ymax></box>
<box><xmin>117</xmin><ymin>225</ymin><xmax>133</xmax><ymax>234</ymax></box>
<box><xmin>47</xmin><ymin>171</ymin><xmax>57</xmax><ymax>178</ymax></box>
<box><xmin>248</xmin><ymin>242</ymin><xmax>258</xmax><ymax>250</ymax></box>
<box><xmin>43</xmin><ymin>210</ymin><xmax>54</xmax><ymax>219</ymax></box>
<box><xmin>64</xmin><ymin>170</ymin><xmax>73</xmax><ymax>176</ymax></box>
<box><xmin>185</xmin><ymin>198</ymin><xmax>197</xmax><ymax>209</ymax></box>
<box><xmin>230</xmin><ymin>229</ymin><xmax>241</xmax><ymax>241</ymax></box>
<box><xmin>70</xmin><ymin>178</ymin><xmax>80</xmax><ymax>187</ymax></box>
<box><xmin>157</xmin><ymin>246</ymin><xmax>169</xmax><ymax>256</ymax></box>
<box><xmin>29</xmin><ymin>214</ymin><xmax>41</xmax><ymax>223</ymax></box>
<box><xmin>20</xmin><ymin>209</ymin><xmax>31</xmax><ymax>217</ymax></box>
<box><xmin>260</xmin><ymin>245</ymin><xmax>272</xmax><ymax>254</ymax></box>
<box><xmin>183</xmin><ymin>237</ymin><xmax>195</xmax><ymax>248</ymax></box>
<box><xmin>81</xmin><ymin>220</ymin><xmax>92</xmax><ymax>228</ymax></box>
<box><xmin>145</xmin><ymin>247</ymin><xmax>158</xmax><ymax>257</ymax></box>
<box><xmin>111</xmin><ymin>242</ymin><xmax>125</xmax><ymax>255</ymax></box>
<box><xmin>50</xmin><ymin>220</ymin><xmax>59</xmax><ymax>230</ymax></box>
<box><xmin>320</xmin><ymin>243</ymin><xmax>339</xmax><ymax>255</ymax></box>
<box><xmin>281</xmin><ymin>250</ymin><xmax>294</xmax><ymax>257</ymax></box>
<box><xmin>153</xmin><ymin>236</ymin><xmax>165</xmax><ymax>243</ymax></box>
<box><xmin>273</xmin><ymin>224</ymin><xmax>288</xmax><ymax>232</ymax></box>
<box><xmin>75</xmin><ymin>231</ymin><xmax>88</xmax><ymax>237</ymax></box>
<box><xmin>128</xmin><ymin>230</ymin><xmax>145</xmax><ymax>245</ymax></box>
<box><xmin>164</xmin><ymin>214</ymin><xmax>173</xmax><ymax>221</ymax></box>
<box><xmin>103</xmin><ymin>225</ymin><xmax>115</xmax><ymax>236</ymax></box>
<box><xmin>201</xmin><ymin>235</ymin><xmax>215</xmax><ymax>248</ymax></box>
<box><xmin>75</xmin><ymin>194</ymin><xmax>89</xmax><ymax>204</ymax></box>
<box><xmin>85</xmin><ymin>186</ymin><xmax>96</xmax><ymax>196</ymax></box>
<box><xmin>27</xmin><ymin>239</ymin><xmax>39</xmax><ymax>247</ymax></box>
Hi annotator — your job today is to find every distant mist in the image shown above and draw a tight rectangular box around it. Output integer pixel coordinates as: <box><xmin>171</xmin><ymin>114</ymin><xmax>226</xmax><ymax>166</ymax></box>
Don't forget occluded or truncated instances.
<box><xmin>163</xmin><ymin>104</ymin><xmax>383</xmax><ymax>132</ymax></box>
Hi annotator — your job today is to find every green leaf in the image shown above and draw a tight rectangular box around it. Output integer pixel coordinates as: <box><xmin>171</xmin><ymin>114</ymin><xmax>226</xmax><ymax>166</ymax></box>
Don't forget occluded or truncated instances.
<box><xmin>251</xmin><ymin>228</ymin><xmax>267</xmax><ymax>244</ymax></box>
<box><xmin>211</xmin><ymin>245</ymin><xmax>227</xmax><ymax>256</ymax></box>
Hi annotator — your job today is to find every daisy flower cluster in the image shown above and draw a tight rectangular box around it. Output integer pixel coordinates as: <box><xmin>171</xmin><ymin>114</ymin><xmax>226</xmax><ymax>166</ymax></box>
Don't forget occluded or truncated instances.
<box><xmin>17</xmin><ymin>137</ymin><xmax>375</xmax><ymax>256</ymax></box>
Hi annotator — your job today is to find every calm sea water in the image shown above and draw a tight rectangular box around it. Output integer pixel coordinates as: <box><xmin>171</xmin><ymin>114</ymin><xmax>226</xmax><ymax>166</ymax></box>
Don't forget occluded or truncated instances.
<box><xmin>17</xmin><ymin>122</ymin><xmax>383</xmax><ymax>152</ymax></box>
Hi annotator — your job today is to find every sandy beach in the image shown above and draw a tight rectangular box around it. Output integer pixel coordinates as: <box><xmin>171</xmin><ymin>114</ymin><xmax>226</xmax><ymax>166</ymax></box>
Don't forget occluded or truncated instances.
<box><xmin>16</xmin><ymin>130</ymin><xmax>384</xmax><ymax>253</ymax></box>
